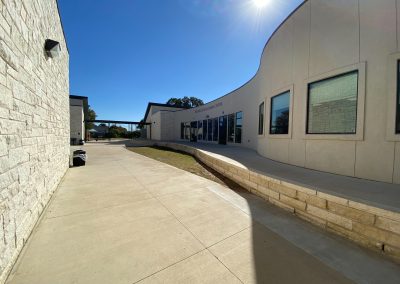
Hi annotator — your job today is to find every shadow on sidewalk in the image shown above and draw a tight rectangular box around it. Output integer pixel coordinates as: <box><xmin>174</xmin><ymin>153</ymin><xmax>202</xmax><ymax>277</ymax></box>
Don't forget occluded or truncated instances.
<box><xmin>196</xmin><ymin>159</ymin><xmax>352</xmax><ymax>283</ymax></box>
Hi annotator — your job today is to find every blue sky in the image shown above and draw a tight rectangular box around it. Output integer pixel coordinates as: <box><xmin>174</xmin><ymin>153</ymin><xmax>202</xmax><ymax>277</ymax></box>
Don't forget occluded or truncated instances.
<box><xmin>58</xmin><ymin>0</ymin><xmax>303</xmax><ymax>122</ymax></box>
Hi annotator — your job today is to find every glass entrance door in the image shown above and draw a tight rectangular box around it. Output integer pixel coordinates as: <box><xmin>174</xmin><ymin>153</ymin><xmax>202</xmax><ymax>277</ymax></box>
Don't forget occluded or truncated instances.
<box><xmin>190</xmin><ymin>121</ymin><xmax>198</xmax><ymax>142</ymax></box>
<box><xmin>218</xmin><ymin>115</ymin><xmax>227</xmax><ymax>145</ymax></box>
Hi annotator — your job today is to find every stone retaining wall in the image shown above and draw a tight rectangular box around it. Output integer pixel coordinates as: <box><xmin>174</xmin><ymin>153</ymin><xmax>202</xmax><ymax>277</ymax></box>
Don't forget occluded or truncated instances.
<box><xmin>0</xmin><ymin>1</ymin><xmax>69</xmax><ymax>282</ymax></box>
<box><xmin>155</xmin><ymin>142</ymin><xmax>400</xmax><ymax>262</ymax></box>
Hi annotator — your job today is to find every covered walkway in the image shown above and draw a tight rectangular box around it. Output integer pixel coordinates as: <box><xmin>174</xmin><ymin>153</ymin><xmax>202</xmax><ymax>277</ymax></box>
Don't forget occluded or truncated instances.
<box><xmin>6</xmin><ymin>142</ymin><xmax>400</xmax><ymax>283</ymax></box>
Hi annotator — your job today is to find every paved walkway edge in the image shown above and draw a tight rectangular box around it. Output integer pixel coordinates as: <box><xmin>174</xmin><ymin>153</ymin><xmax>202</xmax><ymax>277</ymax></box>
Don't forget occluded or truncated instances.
<box><xmin>150</xmin><ymin>141</ymin><xmax>400</xmax><ymax>263</ymax></box>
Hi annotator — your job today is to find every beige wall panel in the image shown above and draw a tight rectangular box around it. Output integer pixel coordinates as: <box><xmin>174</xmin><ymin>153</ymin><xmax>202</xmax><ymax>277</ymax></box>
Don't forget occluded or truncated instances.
<box><xmin>360</xmin><ymin>0</ymin><xmax>397</xmax><ymax>141</ymax></box>
<box><xmin>152</xmin><ymin>112</ymin><xmax>162</xmax><ymax>140</ymax></box>
<box><xmin>289</xmin><ymin>139</ymin><xmax>306</xmax><ymax>167</ymax></box>
<box><xmin>287</xmin><ymin>2</ymin><xmax>310</xmax><ymax>167</ymax></box>
<box><xmin>360</xmin><ymin>0</ymin><xmax>396</xmax><ymax>60</ymax></box>
<box><xmin>355</xmin><ymin>141</ymin><xmax>395</xmax><ymax>183</ymax></box>
<box><xmin>398</xmin><ymin>0</ymin><xmax>400</xmax><ymax>51</ymax></box>
<box><xmin>291</xmin><ymin>1</ymin><xmax>310</xmax><ymax>82</ymax></box>
<box><xmin>354</xmin><ymin>0</ymin><xmax>397</xmax><ymax>182</ymax></box>
<box><xmin>288</xmin><ymin>81</ymin><xmax>307</xmax><ymax>166</ymax></box>
<box><xmin>305</xmin><ymin>140</ymin><xmax>356</xmax><ymax>176</ymax></box>
<box><xmin>309</xmin><ymin>0</ymin><xmax>359</xmax><ymax>76</ymax></box>
<box><xmin>394</xmin><ymin>142</ymin><xmax>400</xmax><ymax>183</ymax></box>
<box><xmin>260</xmin><ymin>20</ymin><xmax>293</xmax><ymax>92</ymax></box>
<box><xmin>264</xmin><ymin>139</ymin><xmax>290</xmax><ymax>163</ymax></box>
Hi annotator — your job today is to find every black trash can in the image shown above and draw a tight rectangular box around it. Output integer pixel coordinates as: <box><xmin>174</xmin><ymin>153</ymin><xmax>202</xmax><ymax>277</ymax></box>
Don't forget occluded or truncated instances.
<box><xmin>73</xmin><ymin>150</ymin><xmax>87</xmax><ymax>167</ymax></box>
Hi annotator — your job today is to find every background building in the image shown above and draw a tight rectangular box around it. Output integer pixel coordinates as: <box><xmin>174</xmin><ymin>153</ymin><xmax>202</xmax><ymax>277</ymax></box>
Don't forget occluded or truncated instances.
<box><xmin>0</xmin><ymin>1</ymin><xmax>69</xmax><ymax>281</ymax></box>
<box><xmin>145</xmin><ymin>0</ymin><xmax>400</xmax><ymax>185</ymax></box>
<box><xmin>143</xmin><ymin>103</ymin><xmax>185</xmax><ymax>140</ymax></box>
<box><xmin>69</xmin><ymin>95</ymin><xmax>88</xmax><ymax>144</ymax></box>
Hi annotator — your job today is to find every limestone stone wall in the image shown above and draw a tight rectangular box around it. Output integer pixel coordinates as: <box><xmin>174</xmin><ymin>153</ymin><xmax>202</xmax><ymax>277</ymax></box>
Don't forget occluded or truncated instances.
<box><xmin>0</xmin><ymin>0</ymin><xmax>69</xmax><ymax>282</ymax></box>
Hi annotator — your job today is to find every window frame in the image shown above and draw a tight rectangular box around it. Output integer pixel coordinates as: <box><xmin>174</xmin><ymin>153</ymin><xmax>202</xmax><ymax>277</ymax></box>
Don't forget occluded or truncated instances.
<box><xmin>184</xmin><ymin>122</ymin><xmax>190</xmax><ymax>140</ymax></box>
<box><xmin>303</xmin><ymin>62</ymin><xmax>366</xmax><ymax>141</ymax></box>
<box><xmin>306</xmin><ymin>70</ymin><xmax>359</xmax><ymax>135</ymax></box>
<box><xmin>385</xmin><ymin>54</ymin><xmax>400</xmax><ymax>141</ymax></box>
<box><xmin>203</xmin><ymin>119</ymin><xmax>208</xmax><ymax>141</ymax></box>
<box><xmin>227</xmin><ymin>113</ymin><xmax>235</xmax><ymax>143</ymax></box>
<box><xmin>212</xmin><ymin>117</ymin><xmax>218</xmax><ymax>142</ymax></box>
<box><xmin>235</xmin><ymin>111</ymin><xmax>243</xmax><ymax>144</ymax></box>
<box><xmin>269</xmin><ymin>91</ymin><xmax>291</xmax><ymax>135</ymax></box>
<box><xmin>258</xmin><ymin>102</ymin><xmax>265</xmax><ymax>136</ymax></box>
<box><xmin>197</xmin><ymin>120</ymin><xmax>203</xmax><ymax>141</ymax></box>
<box><xmin>207</xmin><ymin>119</ymin><xmax>213</xmax><ymax>141</ymax></box>
<box><xmin>180</xmin><ymin>122</ymin><xmax>184</xmax><ymax>139</ymax></box>
<box><xmin>266</xmin><ymin>85</ymin><xmax>293</xmax><ymax>139</ymax></box>
<box><xmin>397</xmin><ymin>60</ymin><xmax>400</xmax><ymax>134</ymax></box>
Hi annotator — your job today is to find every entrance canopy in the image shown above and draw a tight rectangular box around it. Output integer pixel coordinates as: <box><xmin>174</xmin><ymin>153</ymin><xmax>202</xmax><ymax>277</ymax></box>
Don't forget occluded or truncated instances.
<box><xmin>84</xmin><ymin>120</ymin><xmax>151</xmax><ymax>125</ymax></box>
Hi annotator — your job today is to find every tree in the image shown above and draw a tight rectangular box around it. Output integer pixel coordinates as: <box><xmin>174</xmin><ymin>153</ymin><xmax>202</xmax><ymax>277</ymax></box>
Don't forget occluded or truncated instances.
<box><xmin>137</xmin><ymin>119</ymin><xmax>145</xmax><ymax>130</ymax></box>
<box><xmin>107</xmin><ymin>125</ymin><xmax>127</xmax><ymax>138</ymax></box>
<box><xmin>188</xmin><ymin>97</ymin><xmax>204</xmax><ymax>107</ymax></box>
<box><xmin>166</xmin><ymin>96</ymin><xmax>204</xmax><ymax>108</ymax></box>
<box><xmin>166</xmin><ymin>98</ymin><xmax>183</xmax><ymax>107</ymax></box>
<box><xmin>85</xmin><ymin>106</ymin><xmax>97</xmax><ymax>130</ymax></box>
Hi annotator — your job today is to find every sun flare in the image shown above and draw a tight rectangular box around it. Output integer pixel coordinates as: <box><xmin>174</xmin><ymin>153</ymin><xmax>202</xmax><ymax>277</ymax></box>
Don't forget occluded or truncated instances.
<box><xmin>253</xmin><ymin>0</ymin><xmax>270</xmax><ymax>9</ymax></box>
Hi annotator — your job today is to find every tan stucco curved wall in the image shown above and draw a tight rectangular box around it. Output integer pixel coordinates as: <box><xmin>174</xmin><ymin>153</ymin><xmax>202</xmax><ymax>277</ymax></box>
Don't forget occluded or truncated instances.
<box><xmin>156</xmin><ymin>0</ymin><xmax>400</xmax><ymax>184</ymax></box>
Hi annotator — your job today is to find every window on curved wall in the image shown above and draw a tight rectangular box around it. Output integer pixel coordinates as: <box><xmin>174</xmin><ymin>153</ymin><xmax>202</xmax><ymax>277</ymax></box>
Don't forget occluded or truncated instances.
<box><xmin>180</xmin><ymin>123</ymin><xmax>184</xmax><ymax>139</ymax></box>
<box><xmin>207</xmin><ymin>119</ymin><xmax>213</xmax><ymax>141</ymax></box>
<box><xmin>212</xmin><ymin>118</ymin><xmax>218</xmax><ymax>141</ymax></box>
<box><xmin>228</xmin><ymin>114</ymin><xmax>235</xmax><ymax>142</ymax></box>
<box><xmin>184</xmin><ymin>122</ymin><xmax>190</xmax><ymax>140</ymax></box>
<box><xmin>198</xmin><ymin>120</ymin><xmax>203</xmax><ymax>140</ymax></box>
<box><xmin>397</xmin><ymin>61</ymin><xmax>400</xmax><ymax>134</ymax></box>
<box><xmin>307</xmin><ymin>71</ymin><xmax>358</xmax><ymax>134</ymax></box>
<box><xmin>270</xmin><ymin>91</ymin><xmax>290</xmax><ymax>135</ymax></box>
<box><xmin>190</xmin><ymin>121</ymin><xmax>198</xmax><ymax>142</ymax></box>
<box><xmin>258</xmin><ymin>102</ymin><xmax>264</xmax><ymax>135</ymax></box>
<box><xmin>235</xmin><ymin>111</ymin><xmax>242</xmax><ymax>143</ymax></box>
<box><xmin>203</xmin><ymin>120</ymin><xmax>208</xmax><ymax>140</ymax></box>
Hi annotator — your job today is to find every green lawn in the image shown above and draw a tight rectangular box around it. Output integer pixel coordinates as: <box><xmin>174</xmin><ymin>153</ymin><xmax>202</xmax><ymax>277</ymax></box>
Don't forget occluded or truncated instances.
<box><xmin>128</xmin><ymin>146</ymin><xmax>244</xmax><ymax>192</ymax></box>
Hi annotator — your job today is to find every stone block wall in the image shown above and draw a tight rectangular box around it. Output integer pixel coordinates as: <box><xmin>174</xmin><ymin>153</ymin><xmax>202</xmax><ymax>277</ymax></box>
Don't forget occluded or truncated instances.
<box><xmin>156</xmin><ymin>142</ymin><xmax>400</xmax><ymax>263</ymax></box>
<box><xmin>0</xmin><ymin>0</ymin><xmax>69</xmax><ymax>282</ymax></box>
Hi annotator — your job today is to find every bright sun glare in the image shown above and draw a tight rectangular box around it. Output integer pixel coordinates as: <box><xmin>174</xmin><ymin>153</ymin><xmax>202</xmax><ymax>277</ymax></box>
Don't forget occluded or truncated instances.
<box><xmin>253</xmin><ymin>0</ymin><xmax>270</xmax><ymax>9</ymax></box>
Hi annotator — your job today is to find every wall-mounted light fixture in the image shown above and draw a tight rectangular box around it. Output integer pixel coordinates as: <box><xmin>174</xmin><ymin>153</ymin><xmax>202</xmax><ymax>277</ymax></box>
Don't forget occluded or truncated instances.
<box><xmin>44</xmin><ymin>39</ymin><xmax>61</xmax><ymax>58</ymax></box>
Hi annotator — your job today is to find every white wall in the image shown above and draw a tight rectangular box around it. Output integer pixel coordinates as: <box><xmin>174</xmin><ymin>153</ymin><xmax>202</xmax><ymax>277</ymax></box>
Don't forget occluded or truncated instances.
<box><xmin>69</xmin><ymin>105</ymin><xmax>84</xmax><ymax>141</ymax></box>
<box><xmin>145</xmin><ymin>105</ymin><xmax>184</xmax><ymax>140</ymax></box>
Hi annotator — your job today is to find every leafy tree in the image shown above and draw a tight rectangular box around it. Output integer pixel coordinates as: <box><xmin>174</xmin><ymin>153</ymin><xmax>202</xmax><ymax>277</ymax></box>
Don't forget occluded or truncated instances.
<box><xmin>85</xmin><ymin>106</ymin><xmax>97</xmax><ymax>130</ymax></box>
<box><xmin>166</xmin><ymin>98</ymin><xmax>183</xmax><ymax>107</ymax></box>
<box><xmin>166</xmin><ymin>96</ymin><xmax>204</xmax><ymax>108</ymax></box>
<box><xmin>188</xmin><ymin>96</ymin><xmax>204</xmax><ymax>107</ymax></box>
<box><xmin>127</xmin><ymin>130</ymin><xmax>142</xmax><ymax>139</ymax></box>
<box><xmin>108</xmin><ymin>125</ymin><xmax>127</xmax><ymax>138</ymax></box>
<box><xmin>137</xmin><ymin>119</ymin><xmax>145</xmax><ymax>130</ymax></box>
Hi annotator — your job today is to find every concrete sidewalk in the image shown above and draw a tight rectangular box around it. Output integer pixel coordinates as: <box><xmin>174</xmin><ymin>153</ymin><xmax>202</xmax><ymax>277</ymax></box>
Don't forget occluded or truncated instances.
<box><xmin>6</xmin><ymin>142</ymin><xmax>400</xmax><ymax>284</ymax></box>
